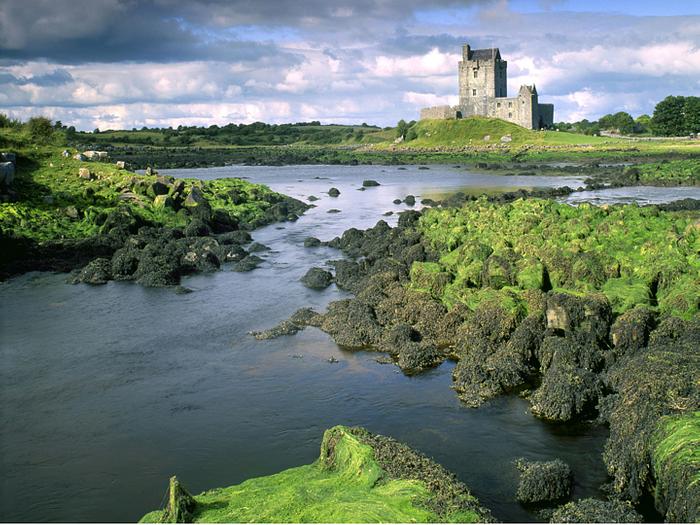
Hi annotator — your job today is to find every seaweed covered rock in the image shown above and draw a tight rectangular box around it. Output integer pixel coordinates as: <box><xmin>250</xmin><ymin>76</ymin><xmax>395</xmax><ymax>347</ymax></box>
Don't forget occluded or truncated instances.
<box><xmin>602</xmin><ymin>317</ymin><xmax>700</xmax><ymax>519</ymax></box>
<box><xmin>320</xmin><ymin>299</ymin><xmax>382</xmax><ymax>349</ymax></box>
<box><xmin>161</xmin><ymin>476</ymin><xmax>197</xmax><ymax>523</ymax></box>
<box><xmin>515</xmin><ymin>458</ymin><xmax>572</xmax><ymax>504</ymax></box>
<box><xmin>377</xmin><ymin>323</ymin><xmax>444</xmax><ymax>374</ymax></box>
<box><xmin>231</xmin><ymin>255</ymin><xmax>263</xmax><ymax>272</ymax></box>
<box><xmin>609</xmin><ymin>305</ymin><xmax>656</xmax><ymax>359</ymax></box>
<box><xmin>300</xmin><ymin>267</ymin><xmax>333</xmax><ymax>289</ymax></box>
<box><xmin>71</xmin><ymin>257</ymin><xmax>112</xmax><ymax>285</ymax></box>
<box><xmin>140</xmin><ymin>426</ymin><xmax>493</xmax><ymax>523</ymax></box>
<box><xmin>550</xmin><ymin>498</ymin><xmax>642</xmax><ymax>523</ymax></box>
<box><xmin>649</xmin><ymin>412</ymin><xmax>700</xmax><ymax>522</ymax></box>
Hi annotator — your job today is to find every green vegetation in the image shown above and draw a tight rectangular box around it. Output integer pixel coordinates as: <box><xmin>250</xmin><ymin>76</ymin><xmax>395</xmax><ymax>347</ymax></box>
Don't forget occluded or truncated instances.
<box><xmin>0</xmin><ymin>127</ymin><xmax>291</xmax><ymax>244</ymax></box>
<box><xmin>651</xmin><ymin>96</ymin><xmax>700</xmax><ymax>136</ymax></box>
<box><xmin>634</xmin><ymin>159</ymin><xmax>700</xmax><ymax>186</ymax></box>
<box><xmin>415</xmin><ymin>198</ymin><xmax>700</xmax><ymax>319</ymax></box>
<box><xmin>652</xmin><ymin>412</ymin><xmax>700</xmax><ymax>519</ymax></box>
<box><xmin>140</xmin><ymin>426</ymin><xmax>488</xmax><ymax>523</ymax></box>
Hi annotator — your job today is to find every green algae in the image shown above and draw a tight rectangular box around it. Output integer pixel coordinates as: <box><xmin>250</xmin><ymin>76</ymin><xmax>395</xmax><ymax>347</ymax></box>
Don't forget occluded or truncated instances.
<box><xmin>651</xmin><ymin>412</ymin><xmax>700</xmax><ymax>522</ymax></box>
<box><xmin>139</xmin><ymin>426</ymin><xmax>489</xmax><ymax>524</ymax></box>
<box><xmin>417</xmin><ymin>198</ymin><xmax>700</xmax><ymax>319</ymax></box>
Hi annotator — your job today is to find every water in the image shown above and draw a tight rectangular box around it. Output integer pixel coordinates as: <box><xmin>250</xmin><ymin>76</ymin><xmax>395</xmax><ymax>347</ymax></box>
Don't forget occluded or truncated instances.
<box><xmin>1</xmin><ymin>164</ymin><xmax>696</xmax><ymax>523</ymax></box>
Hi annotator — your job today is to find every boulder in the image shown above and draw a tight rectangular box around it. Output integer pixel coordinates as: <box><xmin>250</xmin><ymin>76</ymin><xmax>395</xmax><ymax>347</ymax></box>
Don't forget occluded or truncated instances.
<box><xmin>393</xmin><ymin>198</ymin><xmax>402</xmax><ymax>204</ymax></box>
<box><xmin>500</xmin><ymin>134</ymin><xmax>513</xmax><ymax>143</ymax></box>
<box><xmin>362</xmin><ymin>180</ymin><xmax>380</xmax><ymax>187</ymax></box>
<box><xmin>328</xmin><ymin>187</ymin><xmax>340</xmax><ymax>197</ymax></box>
<box><xmin>550</xmin><ymin>498</ymin><xmax>642</xmax><ymax>523</ymax></box>
<box><xmin>307</xmin><ymin>195</ymin><xmax>319</xmax><ymax>202</ymax></box>
<box><xmin>231</xmin><ymin>255</ymin><xmax>263</xmax><ymax>272</ymax></box>
<box><xmin>301</xmin><ymin>267</ymin><xmax>333</xmax><ymax>289</ymax></box>
<box><xmin>115</xmin><ymin>161</ymin><xmax>126</xmax><ymax>169</ymax></box>
<box><xmin>73</xmin><ymin>153</ymin><xmax>86</xmax><ymax>161</ymax></box>
<box><xmin>149</xmin><ymin>180</ymin><xmax>170</xmax><ymax>197</ymax></box>
<box><xmin>78</xmin><ymin>167</ymin><xmax>94</xmax><ymax>180</ymax></box>
<box><xmin>404</xmin><ymin>195</ymin><xmax>416</xmax><ymax>206</ymax></box>
<box><xmin>83</xmin><ymin>150</ymin><xmax>108</xmax><ymax>160</ymax></box>
<box><xmin>184</xmin><ymin>186</ymin><xmax>206</xmax><ymax>207</ymax></box>
<box><xmin>303</xmin><ymin>237</ymin><xmax>321</xmax><ymax>248</ymax></box>
<box><xmin>71</xmin><ymin>258</ymin><xmax>112</xmax><ymax>285</ymax></box>
<box><xmin>153</xmin><ymin>194</ymin><xmax>175</xmax><ymax>209</ymax></box>
<box><xmin>515</xmin><ymin>458</ymin><xmax>572</xmax><ymax>504</ymax></box>
<box><xmin>248</xmin><ymin>242</ymin><xmax>270</xmax><ymax>253</ymax></box>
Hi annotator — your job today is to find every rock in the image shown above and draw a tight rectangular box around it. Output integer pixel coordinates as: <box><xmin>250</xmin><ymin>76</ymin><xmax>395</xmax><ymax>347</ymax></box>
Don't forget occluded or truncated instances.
<box><xmin>0</xmin><ymin>162</ymin><xmax>15</xmax><ymax>186</ymax></box>
<box><xmin>483</xmin><ymin>135</ymin><xmax>491</xmax><ymax>141</ymax></box>
<box><xmin>175</xmin><ymin>286</ymin><xmax>193</xmax><ymax>294</ymax></box>
<box><xmin>149</xmin><ymin>180</ymin><xmax>170</xmax><ymax>197</ymax></box>
<box><xmin>248</xmin><ymin>242</ymin><xmax>270</xmax><ymax>252</ymax></box>
<box><xmin>500</xmin><ymin>134</ymin><xmax>513</xmax><ymax>143</ymax></box>
<box><xmin>418</xmin><ymin>166</ymin><xmax>430</xmax><ymax>170</ymax></box>
<box><xmin>217</xmin><ymin>231</ymin><xmax>252</xmax><ymax>245</ymax></box>
<box><xmin>303</xmin><ymin>237</ymin><xmax>321</xmax><ymax>248</ymax></box>
<box><xmin>115</xmin><ymin>161</ymin><xmax>125</xmax><ymax>169</ymax></box>
<box><xmin>550</xmin><ymin>498</ymin><xmax>642</xmax><ymax>523</ymax></box>
<box><xmin>65</xmin><ymin>205</ymin><xmax>79</xmax><ymax>219</ymax></box>
<box><xmin>327</xmin><ymin>209</ymin><xmax>341</xmax><ymax>214</ymax></box>
<box><xmin>327</xmin><ymin>356</ymin><xmax>339</xmax><ymax>363</ymax></box>
<box><xmin>357</xmin><ymin>187</ymin><xmax>366</xmax><ymax>192</ymax></box>
<box><xmin>61</xmin><ymin>150</ymin><xmax>71</xmax><ymax>158</ymax></box>
<box><xmin>73</xmin><ymin>153</ymin><xmax>86</xmax><ymax>161</ymax></box>
<box><xmin>83</xmin><ymin>150</ymin><xmax>109</xmax><ymax>160</ymax></box>
<box><xmin>145</xmin><ymin>166</ymin><xmax>157</xmax><ymax>176</ymax></box>
<box><xmin>362</xmin><ymin>180</ymin><xmax>380</xmax><ymax>187</ymax></box>
<box><xmin>301</xmin><ymin>267</ymin><xmax>333</xmax><ymax>289</ymax></box>
<box><xmin>609</xmin><ymin>306</ymin><xmax>655</xmax><ymax>358</ymax></box>
<box><xmin>383</xmin><ymin>211</ymin><xmax>394</xmax><ymax>216</ymax></box>
<box><xmin>515</xmin><ymin>458</ymin><xmax>572</xmax><ymax>504</ymax></box>
<box><xmin>183</xmin><ymin>219</ymin><xmax>211</xmax><ymax>237</ymax></box>
<box><xmin>404</xmin><ymin>195</ymin><xmax>416</xmax><ymax>206</ymax></box>
<box><xmin>153</xmin><ymin>194</ymin><xmax>174</xmax><ymax>209</ymax></box>
<box><xmin>231</xmin><ymin>255</ymin><xmax>263</xmax><ymax>272</ymax></box>
<box><xmin>307</xmin><ymin>195</ymin><xmax>319</xmax><ymax>202</ymax></box>
<box><xmin>71</xmin><ymin>258</ymin><xmax>112</xmax><ymax>285</ymax></box>
<box><xmin>78</xmin><ymin>167</ymin><xmax>94</xmax><ymax>180</ymax></box>
<box><xmin>320</xmin><ymin>299</ymin><xmax>382</xmax><ymax>348</ymax></box>
<box><xmin>161</xmin><ymin>476</ymin><xmax>197</xmax><ymax>523</ymax></box>
<box><xmin>393</xmin><ymin>199</ymin><xmax>402</xmax><ymax>204</ymax></box>
<box><xmin>328</xmin><ymin>187</ymin><xmax>340</xmax><ymax>197</ymax></box>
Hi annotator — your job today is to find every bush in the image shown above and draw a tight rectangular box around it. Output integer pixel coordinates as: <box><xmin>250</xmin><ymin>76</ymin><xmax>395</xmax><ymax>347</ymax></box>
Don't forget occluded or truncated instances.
<box><xmin>27</xmin><ymin>116</ymin><xmax>55</xmax><ymax>143</ymax></box>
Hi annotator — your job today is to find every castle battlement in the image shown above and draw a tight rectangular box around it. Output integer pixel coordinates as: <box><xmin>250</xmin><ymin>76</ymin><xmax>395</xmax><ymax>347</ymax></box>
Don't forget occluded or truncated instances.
<box><xmin>420</xmin><ymin>44</ymin><xmax>554</xmax><ymax>129</ymax></box>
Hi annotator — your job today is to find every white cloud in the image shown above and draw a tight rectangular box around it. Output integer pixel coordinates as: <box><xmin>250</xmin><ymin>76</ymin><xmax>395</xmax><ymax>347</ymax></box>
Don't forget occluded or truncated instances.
<box><xmin>365</xmin><ymin>48</ymin><xmax>460</xmax><ymax>77</ymax></box>
<box><xmin>402</xmin><ymin>91</ymin><xmax>458</xmax><ymax>107</ymax></box>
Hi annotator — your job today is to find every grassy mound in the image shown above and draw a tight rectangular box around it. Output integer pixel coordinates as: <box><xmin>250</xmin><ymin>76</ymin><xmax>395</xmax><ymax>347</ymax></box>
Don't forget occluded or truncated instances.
<box><xmin>0</xmin><ymin>130</ymin><xmax>294</xmax><ymax>243</ymax></box>
<box><xmin>139</xmin><ymin>426</ymin><xmax>490</xmax><ymax>523</ymax></box>
<box><xmin>396</xmin><ymin>117</ymin><xmax>610</xmax><ymax>148</ymax></box>
<box><xmin>415</xmin><ymin>198</ymin><xmax>700</xmax><ymax>319</ymax></box>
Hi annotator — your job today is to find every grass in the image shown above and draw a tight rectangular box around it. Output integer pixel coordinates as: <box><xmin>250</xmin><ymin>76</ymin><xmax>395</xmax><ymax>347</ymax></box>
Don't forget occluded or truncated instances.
<box><xmin>416</xmin><ymin>198</ymin><xmax>700</xmax><ymax>319</ymax></box>
<box><xmin>636</xmin><ymin>159</ymin><xmax>700</xmax><ymax>186</ymax></box>
<box><xmin>139</xmin><ymin>426</ymin><xmax>486</xmax><ymax>523</ymax></box>
<box><xmin>0</xmin><ymin>128</ymin><xmax>290</xmax><ymax>243</ymax></box>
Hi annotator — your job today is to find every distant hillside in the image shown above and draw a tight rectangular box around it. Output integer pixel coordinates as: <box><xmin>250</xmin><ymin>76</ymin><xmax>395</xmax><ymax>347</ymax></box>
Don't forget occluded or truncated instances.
<box><xmin>396</xmin><ymin>117</ymin><xmax>612</xmax><ymax>148</ymax></box>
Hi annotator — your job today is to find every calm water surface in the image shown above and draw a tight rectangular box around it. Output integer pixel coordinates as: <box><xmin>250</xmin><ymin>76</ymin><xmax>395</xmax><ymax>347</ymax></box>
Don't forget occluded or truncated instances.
<box><xmin>2</xmin><ymin>165</ymin><xmax>697</xmax><ymax>522</ymax></box>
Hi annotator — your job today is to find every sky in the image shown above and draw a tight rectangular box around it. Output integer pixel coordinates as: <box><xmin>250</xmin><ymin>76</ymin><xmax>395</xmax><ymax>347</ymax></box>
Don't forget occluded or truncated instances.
<box><xmin>1</xmin><ymin>0</ymin><xmax>699</xmax><ymax>130</ymax></box>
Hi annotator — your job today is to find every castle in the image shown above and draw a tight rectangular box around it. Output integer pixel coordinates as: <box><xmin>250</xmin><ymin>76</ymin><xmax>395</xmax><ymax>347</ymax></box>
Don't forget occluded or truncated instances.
<box><xmin>420</xmin><ymin>44</ymin><xmax>554</xmax><ymax>129</ymax></box>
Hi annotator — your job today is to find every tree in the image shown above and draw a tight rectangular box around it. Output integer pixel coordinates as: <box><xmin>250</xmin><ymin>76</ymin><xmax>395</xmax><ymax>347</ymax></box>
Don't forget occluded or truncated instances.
<box><xmin>598</xmin><ymin>112</ymin><xmax>634</xmax><ymax>134</ymax></box>
<box><xmin>27</xmin><ymin>116</ymin><xmax>54</xmax><ymax>143</ymax></box>
<box><xmin>405</xmin><ymin>128</ymin><xmax>418</xmax><ymax>141</ymax></box>
<box><xmin>683</xmin><ymin>96</ymin><xmax>700</xmax><ymax>134</ymax></box>
<box><xmin>651</xmin><ymin>96</ymin><xmax>686</xmax><ymax>136</ymax></box>
<box><xmin>396</xmin><ymin>119</ymin><xmax>408</xmax><ymax>139</ymax></box>
<box><xmin>634</xmin><ymin>114</ymin><xmax>651</xmax><ymax>134</ymax></box>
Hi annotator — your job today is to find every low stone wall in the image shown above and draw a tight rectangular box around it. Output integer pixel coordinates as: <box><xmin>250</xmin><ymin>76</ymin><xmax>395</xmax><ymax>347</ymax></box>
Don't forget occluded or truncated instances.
<box><xmin>420</xmin><ymin>105</ymin><xmax>456</xmax><ymax>120</ymax></box>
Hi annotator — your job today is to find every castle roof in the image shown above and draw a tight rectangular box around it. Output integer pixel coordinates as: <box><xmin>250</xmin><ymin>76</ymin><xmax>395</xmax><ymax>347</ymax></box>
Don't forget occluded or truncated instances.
<box><xmin>470</xmin><ymin>48</ymin><xmax>501</xmax><ymax>61</ymax></box>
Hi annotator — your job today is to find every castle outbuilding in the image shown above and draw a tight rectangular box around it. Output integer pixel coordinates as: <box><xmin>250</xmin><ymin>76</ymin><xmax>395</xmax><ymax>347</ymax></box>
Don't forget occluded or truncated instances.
<box><xmin>420</xmin><ymin>44</ymin><xmax>554</xmax><ymax>129</ymax></box>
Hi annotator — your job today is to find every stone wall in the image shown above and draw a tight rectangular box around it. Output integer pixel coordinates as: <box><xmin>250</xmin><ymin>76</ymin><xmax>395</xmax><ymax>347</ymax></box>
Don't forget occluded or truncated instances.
<box><xmin>420</xmin><ymin>105</ymin><xmax>458</xmax><ymax>120</ymax></box>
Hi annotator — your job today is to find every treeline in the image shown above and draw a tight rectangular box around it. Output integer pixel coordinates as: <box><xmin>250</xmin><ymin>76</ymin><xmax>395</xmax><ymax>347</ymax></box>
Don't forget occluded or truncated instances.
<box><xmin>555</xmin><ymin>95</ymin><xmax>700</xmax><ymax>137</ymax></box>
<box><xmin>85</xmin><ymin>121</ymin><xmax>382</xmax><ymax>146</ymax></box>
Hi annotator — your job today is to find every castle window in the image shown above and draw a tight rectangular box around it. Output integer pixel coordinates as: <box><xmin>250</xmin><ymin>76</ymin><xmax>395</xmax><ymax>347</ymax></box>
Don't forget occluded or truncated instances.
<box><xmin>473</xmin><ymin>70</ymin><xmax>478</xmax><ymax>78</ymax></box>
<box><xmin>497</xmin><ymin>102</ymin><xmax>501</xmax><ymax>108</ymax></box>
<box><xmin>472</xmin><ymin>89</ymin><xmax>477</xmax><ymax>96</ymax></box>
<box><xmin>508</xmin><ymin>112</ymin><xmax>512</xmax><ymax>118</ymax></box>
<box><xmin>508</xmin><ymin>102</ymin><xmax>512</xmax><ymax>108</ymax></box>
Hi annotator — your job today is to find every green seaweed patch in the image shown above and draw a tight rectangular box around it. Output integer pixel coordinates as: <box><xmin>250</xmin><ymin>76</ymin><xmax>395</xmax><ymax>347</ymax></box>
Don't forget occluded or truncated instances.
<box><xmin>139</xmin><ymin>426</ymin><xmax>490</xmax><ymax>523</ymax></box>
<box><xmin>417</xmin><ymin>198</ymin><xmax>700</xmax><ymax>319</ymax></box>
<box><xmin>651</xmin><ymin>412</ymin><xmax>700</xmax><ymax>522</ymax></box>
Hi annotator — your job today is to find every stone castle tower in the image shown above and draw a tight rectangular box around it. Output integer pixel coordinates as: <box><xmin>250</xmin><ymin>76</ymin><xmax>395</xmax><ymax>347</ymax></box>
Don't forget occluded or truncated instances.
<box><xmin>420</xmin><ymin>44</ymin><xmax>554</xmax><ymax>129</ymax></box>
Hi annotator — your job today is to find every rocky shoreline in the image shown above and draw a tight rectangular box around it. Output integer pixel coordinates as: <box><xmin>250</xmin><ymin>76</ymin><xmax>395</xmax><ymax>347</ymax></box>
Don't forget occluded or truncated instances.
<box><xmin>253</xmin><ymin>196</ymin><xmax>699</xmax><ymax>522</ymax></box>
